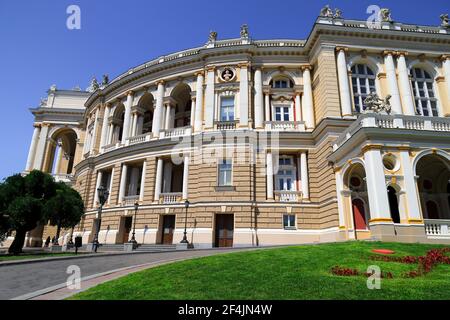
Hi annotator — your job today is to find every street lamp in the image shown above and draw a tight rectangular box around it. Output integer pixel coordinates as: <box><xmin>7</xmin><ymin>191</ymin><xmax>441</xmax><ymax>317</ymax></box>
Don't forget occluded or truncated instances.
<box><xmin>180</xmin><ymin>200</ymin><xmax>189</xmax><ymax>244</ymax></box>
<box><xmin>93</xmin><ymin>185</ymin><xmax>109</xmax><ymax>253</ymax></box>
<box><xmin>129</xmin><ymin>201</ymin><xmax>139</xmax><ymax>247</ymax></box>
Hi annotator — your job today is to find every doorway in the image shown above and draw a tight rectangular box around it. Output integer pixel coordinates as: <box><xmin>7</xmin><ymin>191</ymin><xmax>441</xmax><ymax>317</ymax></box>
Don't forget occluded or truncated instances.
<box><xmin>119</xmin><ymin>217</ymin><xmax>133</xmax><ymax>244</ymax></box>
<box><xmin>387</xmin><ymin>186</ymin><xmax>401</xmax><ymax>223</ymax></box>
<box><xmin>215</xmin><ymin>214</ymin><xmax>234</xmax><ymax>248</ymax></box>
<box><xmin>160</xmin><ymin>215</ymin><xmax>176</xmax><ymax>245</ymax></box>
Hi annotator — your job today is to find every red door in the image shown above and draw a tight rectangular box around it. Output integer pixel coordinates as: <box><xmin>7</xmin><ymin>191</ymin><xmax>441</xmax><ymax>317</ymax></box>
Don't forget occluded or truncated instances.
<box><xmin>161</xmin><ymin>215</ymin><xmax>175</xmax><ymax>244</ymax></box>
<box><xmin>352</xmin><ymin>199</ymin><xmax>367</xmax><ymax>230</ymax></box>
<box><xmin>215</xmin><ymin>214</ymin><xmax>234</xmax><ymax>247</ymax></box>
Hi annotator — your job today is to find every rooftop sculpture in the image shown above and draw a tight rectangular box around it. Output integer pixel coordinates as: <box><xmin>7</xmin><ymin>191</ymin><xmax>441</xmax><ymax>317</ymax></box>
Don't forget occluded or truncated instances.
<box><xmin>363</xmin><ymin>91</ymin><xmax>392</xmax><ymax>114</ymax></box>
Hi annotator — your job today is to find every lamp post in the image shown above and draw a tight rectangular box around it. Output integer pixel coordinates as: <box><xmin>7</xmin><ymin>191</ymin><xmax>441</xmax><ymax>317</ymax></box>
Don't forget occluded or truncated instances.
<box><xmin>180</xmin><ymin>200</ymin><xmax>189</xmax><ymax>244</ymax></box>
<box><xmin>129</xmin><ymin>201</ymin><xmax>139</xmax><ymax>248</ymax></box>
<box><xmin>93</xmin><ymin>185</ymin><xmax>109</xmax><ymax>253</ymax></box>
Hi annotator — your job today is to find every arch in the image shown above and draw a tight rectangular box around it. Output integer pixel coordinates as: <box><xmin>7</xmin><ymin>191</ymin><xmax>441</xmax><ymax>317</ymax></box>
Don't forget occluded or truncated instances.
<box><xmin>347</xmin><ymin>55</ymin><xmax>383</xmax><ymax>75</ymax></box>
<box><xmin>387</xmin><ymin>186</ymin><xmax>401</xmax><ymax>223</ymax></box>
<box><xmin>415</xmin><ymin>151</ymin><xmax>450</xmax><ymax>220</ymax></box>
<box><xmin>412</xmin><ymin>149</ymin><xmax>450</xmax><ymax>174</ymax></box>
<box><xmin>264</xmin><ymin>70</ymin><xmax>299</xmax><ymax>86</ymax></box>
<box><xmin>45</xmin><ymin>127</ymin><xmax>78</xmax><ymax>175</ymax></box>
<box><xmin>407</xmin><ymin>59</ymin><xmax>442</xmax><ymax>79</ymax></box>
<box><xmin>138</xmin><ymin>92</ymin><xmax>154</xmax><ymax>110</ymax></box>
<box><xmin>170</xmin><ymin>82</ymin><xmax>192</xmax><ymax>128</ymax></box>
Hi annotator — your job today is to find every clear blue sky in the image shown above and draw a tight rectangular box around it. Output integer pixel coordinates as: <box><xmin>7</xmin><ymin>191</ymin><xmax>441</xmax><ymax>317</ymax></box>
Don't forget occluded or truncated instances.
<box><xmin>0</xmin><ymin>0</ymin><xmax>448</xmax><ymax>180</ymax></box>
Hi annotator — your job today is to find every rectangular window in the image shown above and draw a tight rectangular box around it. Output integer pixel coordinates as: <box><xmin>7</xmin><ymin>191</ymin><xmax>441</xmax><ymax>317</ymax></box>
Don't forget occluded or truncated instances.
<box><xmin>283</xmin><ymin>214</ymin><xmax>296</xmax><ymax>229</ymax></box>
<box><xmin>220</xmin><ymin>97</ymin><xmax>235</xmax><ymax>122</ymax></box>
<box><xmin>274</xmin><ymin>106</ymin><xmax>290</xmax><ymax>121</ymax></box>
<box><xmin>218</xmin><ymin>159</ymin><xmax>232</xmax><ymax>186</ymax></box>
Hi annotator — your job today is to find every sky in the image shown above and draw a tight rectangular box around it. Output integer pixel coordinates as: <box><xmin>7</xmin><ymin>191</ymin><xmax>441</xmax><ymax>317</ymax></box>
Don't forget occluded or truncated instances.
<box><xmin>0</xmin><ymin>0</ymin><xmax>448</xmax><ymax>180</ymax></box>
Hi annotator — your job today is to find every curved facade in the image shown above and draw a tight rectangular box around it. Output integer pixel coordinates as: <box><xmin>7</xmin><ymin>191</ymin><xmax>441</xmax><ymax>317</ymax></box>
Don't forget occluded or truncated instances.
<box><xmin>21</xmin><ymin>11</ymin><xmax>450</xmax><ymax>248</ymax></box>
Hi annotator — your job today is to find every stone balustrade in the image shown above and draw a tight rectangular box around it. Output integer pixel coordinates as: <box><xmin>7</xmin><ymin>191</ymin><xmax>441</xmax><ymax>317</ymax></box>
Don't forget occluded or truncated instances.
<box><xmin>265</xmin><ymin>121</ymin><xmax>306</xmax><ymax>132</ymax></box>
<box><xmin>424</xmin><ymin>219</ymin><xmax>450</xmax><ymax>238</ymax></box>
<box><xmin>127</xmin><ymin>133</ymin><xmax>152</xmax><ymax>146</ymax></box>
<box><xmin>160</xmin><ymin>193</ymin><xmax>183</xmax><ymax>204</ymax></box>
<box><xmin>274</xmin><ymin>191</ymin><xmax>302</xmax><ymax>202</ymax></box>
<box><xmin>215</xmin><ymin>120</ymin><xmax>238</xmax><ymax>131</ymax></box>
<box><xmin>160</xmin><ymin>126</ymin><xmax>191</xmax><ymax>139</ymax></box>
<box><xmin>123</xmin><ymin>195</ymin><xmax>139</xmax><ymax>206</ymax></box>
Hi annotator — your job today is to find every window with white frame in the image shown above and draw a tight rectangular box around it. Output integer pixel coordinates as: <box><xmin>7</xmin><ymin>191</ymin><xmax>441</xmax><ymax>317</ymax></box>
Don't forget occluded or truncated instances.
<box><xmin>218</xmin><ymin>159</ymin><xmax>232</xmax><ymax>186</ymax></box>
<box><xmin>275</xmin><ymin>156</ymin><xmax>297</xmax><ymax>191</ymax></box>
<box><xmin>283</xmin><ymin>214</ymin><xmax>296</xmax><ymax>229</ymax></box>
<box><xmin>220</xmin><ymin>96</ymin><xmax>235</xmax><ymax>122</ymax></box>
<box><xmin>410</xmin><ymin>68</ymin><xmax>438</xmax><ymax>117</ymax></box>
<box><xmin>351</xmin><ymin>64</ymin><xmax>376</xmax><ymax>113</ymax></box>
<box><xmin>272</xmin><ymin>78</ymin><xmax>293</xmax><ymax>89</ymax></box>
<box><xmin>273</xmin><ymin>105</ymin><xmax>291</xmax><ymax>121</ymax></box>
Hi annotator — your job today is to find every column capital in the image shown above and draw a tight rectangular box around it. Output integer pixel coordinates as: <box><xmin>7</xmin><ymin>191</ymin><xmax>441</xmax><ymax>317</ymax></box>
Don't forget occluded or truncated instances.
<box><xmin>440</xmin><ymin>54</ymin><xmax>450</xmax><ymax>62</ymax></box>
<box><xmin>155</xmin><ymin>80</ymin><xmax>165</xmax><ymax>86</ymax></box>
<box><xmin>126</xmin><ymin>90</ymin><xmax>135</xmax><ymax>96</ymax></box>
<box><xmin>33</xmin><ymin>123</ymin><xmax>41</xmax><ymax>129</ymax></box>
<box><xmin>238</xmin><ymin>62</ymin><xmax>250</xmax><ymax>69</ymax></box>
<box><xmin>194</xmin><ymin>70</ymin><xmax>204</xmax><ymax>77</ymax></box>
<box><xmin>382</xmin><ymin>50</ymin><xmax>396</xmax><ymax>57</ymax></box>
<box><xmin>163</xmin><ymin>96</ymin><xmax>177</xmax><ymax>107</ymax></box>
<box><xmin>335</xmin><ymin>46</ymin><xmax>348</xmax><ymax>52</ymax></box>
<box><xmin>361</xmin><ymin>144</ymin><xmax>383</xmax><ymax>153</ymax></box>
<box><xmin>205</xmin><ymin>65</ymin><xmax>216</xmax><ymax>72</ymax></box>
<box><xmin>396</xmin><ymin>51</ymin><xmax>408</xmax><ymax>57</ymax></box>
<box><xmin>301</xmin><ymin>64</ymin><xmax>313</xmax><ymax>71</ymax></box>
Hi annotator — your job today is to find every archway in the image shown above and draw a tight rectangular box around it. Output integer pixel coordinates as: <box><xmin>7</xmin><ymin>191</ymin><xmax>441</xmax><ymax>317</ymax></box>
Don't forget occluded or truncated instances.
<box><xmin>136</xmin><ymin>93</ymin><xmax>154</xmax><ymax>135</ymax></box>
<box><xmin>110</xmin><ymin>103</ymin><xmax>125</xmax><ymax>144</ymax></box>
<box><xmin>416</xmin><ymin>153</ymin><xmax>450</xmax><ymax>219</ymax></box>
<box><xmin>387</xmin><ymin>186</ymin><xmax>401</xmax><ymax>223</ymax></box>
<box><xmin>44</xmin><ymin>129</ymin><xmax>78</xmax><ymax>175</ymax></box>
<box><xmin>343</xmin><ymin>162</ymin><xmax>371</xmax><ymax>238</ymax></box>
<box><xmin>171</xmin><ymin>83</ymin><xmax>192</xmax><ymax>128</ymax></box>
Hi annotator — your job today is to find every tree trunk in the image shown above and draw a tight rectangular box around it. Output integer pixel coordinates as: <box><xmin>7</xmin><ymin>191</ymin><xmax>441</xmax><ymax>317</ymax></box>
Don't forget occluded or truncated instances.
<box><xmin>8</xmin><ymin>228</ymin><xmax>27</xmax><ymax>255</ymax></box>
<box><xmin>54</xmin><ymin>223</ymin><xmax>61</xmax><ymax>245</ymax></box>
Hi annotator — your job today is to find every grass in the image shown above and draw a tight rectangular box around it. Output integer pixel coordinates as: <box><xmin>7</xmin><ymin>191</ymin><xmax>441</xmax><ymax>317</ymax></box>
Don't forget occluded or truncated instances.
<box><xmin>70</xmin><ymin>241</ymin><xmax>450</xmax><ymax>300</ymax></box>
<box><xmin>0</xmin><ymin>252</ymin><xmax>77</xmax><ymax>262</ymax></box>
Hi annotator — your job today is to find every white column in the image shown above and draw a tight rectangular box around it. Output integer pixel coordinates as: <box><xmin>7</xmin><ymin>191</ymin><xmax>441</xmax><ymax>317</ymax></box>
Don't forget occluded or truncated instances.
<box><xmin>182</xmin><ymin>155</ymin><xmax>189</xmax><ymax>200</ymax></box>
<box><xmin>129</xmin><ymin>167</ymin><xmax>140</xmax><ymax>195</ymax></box>
<box><xmin>397</xmin><ymin>52</ymin><xmax>415</xmax><ymax>115</ymax></box>
<box><xmin>53</xmin><ymin>140</ymin><xmax>63</xmax><ymax>174</ymax></box>
<box><xmin>194</xmin><ymin>72</ymin><xmax>204</xmax><ymax>132</ymax></box>
<box><xmin>266</xmin><ymin>151</ymin><xmax>274</xmax><ymax>200</ymax></box>
<box><xmin>300</xmin><ymin>152</ymin><xmax>309</xmax><ymax>200</ymax></box>
<box><xmin>295</xmin><ymin>93</ymin><xmax>302</xmax><ymax>121</ymax></box>
<box><xmin>334</xmin><ymin>170</ymin><xmax>347</xmax><ymax>228</ymax></box>
<box><xmin>239</xmin><ymin>64</ymin><xmax>249</xmax><ymax>127</ymax></box>
<box><xmin>302</xmin><ymin>66</ymin><xmax>315</xmax><ymax>129</ymax></box>
<box><xmin>90</xmin><ymin>108</ymin><xmax>100</xmax><ymax>154</ymax></box>
<box><xmin>118</xmin><ymin>164</ymin><xmax>128</xmax><ymax>204</ymax></box>
<box><xmin>25</xmin><ymin>125</ymin><xmax>41</xmax><ymax>171</ymax></box>
<box><xmin>152</xmin><ymin>82</ymin><xmax>165</xmax><ymax>137</ymax></box>
<box><xmin>190</xmin><ymin>97</ymin><xmax>196</xmax><ymax>127</ymax></box>
<box><xmin>139</xmin><ymin>160</ymin><xmax>147</xmax><ymax>202</ymax></box>
<box><xmin>399</xmin><ymin>150</ymin><xmax>422</xmax><ymax>221</ymax></box>
<box><xmin>107</xmin><ymin>123</ymin><xmax>114</xmax><ymax>145</ymax></box>
<box><xmin>336</xmin><ymin>47</ymin><xmax>353</xmax><ymax>117</ymax></box>
<box><xmin>108</xmin><ymin>167</ymin><xmax>114</xmax><ymax>205</ymax></box>
<box><xmin>441</xmin><ymin>55</ymin><xmax>450</xmax><ymax>104</ymax></box>
<box><xmin>254</xmin><ymin>68</ymin><xmax>264</xmax><ymax>128</ymax></box>
<box><xmin>99</xmin><ymin>104</ymin><xmax>111</xmax><ymax>148</ymax></box>
<box><xmin>130</xmin><ymin>113</ymin><xmax>138</xmax><ymax>137</ymax></box>
<box><xmin>94</xmin><ymin>170</ymin><xmax>103</xmax><ymax>206</ymax></box>
<box><xmin>136</xmin><ymin>115</ymin><xmax>144</xmax><ymax>136</ymax></box>
<box><xmin>122</xmin><ymin>91</ymin><xmax>134</xmax><ymax>143</ymax></box>
<box><xmin>384</xmin><ymin>51</ymin><xmax>403</xmax><ymax>114</ymax></box>
<box><xmin>204</xmin><ymin>68</ymin><xmax>215</xmax><ymax>128</ymax></box>
<box><xmin>364</xmin><ymin>148</ymin><xmax>391</xmax><ymax>220</ymax></box>
<box><xmin>34</xmin><ymin>124</ymin><xmax>49</xmax><ymax>170</ymax></box>
<box><xmin>163</xmin><ymin>162</ymin><xmax>173</xmax><ymax>193</ymax></box>
<box><xmin>154</xmin><ymin>158</ymin><xmax>163</xmax><ymax>201</ymax></box>
<box><xmin>264</xmin><ymin>93</ymin><xmax>270</xmax><ymax>122</ymax></box>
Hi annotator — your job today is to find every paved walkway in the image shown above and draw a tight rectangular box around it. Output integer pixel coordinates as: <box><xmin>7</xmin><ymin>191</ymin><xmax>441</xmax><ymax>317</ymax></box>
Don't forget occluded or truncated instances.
<box><xmin>0</xmin><ymin>248</ymin><xmax>257</xmax><ymax>300</ymax></box>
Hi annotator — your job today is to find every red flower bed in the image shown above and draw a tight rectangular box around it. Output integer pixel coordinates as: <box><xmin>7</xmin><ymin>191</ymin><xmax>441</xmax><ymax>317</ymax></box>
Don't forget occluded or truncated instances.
<box><xmin>331</xmin><ymin>247</ymin><xmax>450</xmax><ymax>279</ymax></box>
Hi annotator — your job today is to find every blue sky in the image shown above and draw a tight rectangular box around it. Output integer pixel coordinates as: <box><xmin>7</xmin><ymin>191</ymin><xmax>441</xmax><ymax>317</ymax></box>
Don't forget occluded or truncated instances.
<box><xmin>0</xmin><ymin>0</ymin><xmax>448</xmax><ymax>180</ymax></box>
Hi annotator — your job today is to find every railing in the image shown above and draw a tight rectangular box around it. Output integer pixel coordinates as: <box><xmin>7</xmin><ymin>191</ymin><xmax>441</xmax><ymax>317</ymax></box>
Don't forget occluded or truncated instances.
<box><xmin>333</xmin><ymin>113</ymin><xmax>450</xmax><ymax>151</ymax></box>
<box><xmin>123</xmin><ymin>195</ymin><xmax>139</xmax><ymax>206</ymax></box>
<box><xmin>127</xmin><ymin>133</ymin><xmax>152</xmax><ymax>145</ymax></box>
<box><xmin>274</xmin><ymin>191</ymin><xmax>302</xmax><ymax>202</ymax></box>
<box><xmin>160</xmin><ymin>193</ymin><xmax>183</xmax><ymax>204</ymax></box>
<box><xmin>265</xmin><ymin>121</ymin><xmax>306</xmax><ymax>132</ymax></box>
<box><xmin>103</xmin><ymin>142</ymin><xmax>120</xmax><ymax>153</ymax></box>
<box><xmin>160</xmin><ymin>126</ymin><xmax>191</xmax><ymax>138</ymax></box>
<box><xmin>424</xmin><ymin>219</ymin><xmax>450</xmax><ymax>237</ymax></box>
<box><xmin>215</xmin><ymin>121</ymin><xmax>238</xmax><ymax>130</ymax></box>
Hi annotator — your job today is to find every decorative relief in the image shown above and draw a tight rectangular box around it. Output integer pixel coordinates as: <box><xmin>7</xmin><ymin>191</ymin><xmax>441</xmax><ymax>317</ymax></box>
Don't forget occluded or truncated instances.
<box><xmin>363</xmin><ymin>91</ymin><xmax>392</xmax><ymax>114</ymax></box>
<box><xmin>219</xmin><ymin>67</ymin><xmax>236</xmax><ymax>82</ymax></box>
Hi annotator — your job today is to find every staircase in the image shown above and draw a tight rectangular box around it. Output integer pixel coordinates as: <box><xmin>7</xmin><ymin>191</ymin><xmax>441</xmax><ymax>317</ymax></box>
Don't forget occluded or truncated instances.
<box><xmin>134</xmin><ymin>244</ymin><xmax>177</xmax><ymax>252</ymax></box>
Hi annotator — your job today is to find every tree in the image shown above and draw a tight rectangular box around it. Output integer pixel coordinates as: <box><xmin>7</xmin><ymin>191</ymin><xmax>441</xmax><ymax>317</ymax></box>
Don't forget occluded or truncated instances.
<box><xmin>0</xmin><ymin>171</ymin><xmax>56</xmax><ymax>254</ymax></box>
<box><xmin>44</xmin><ymin>182</ymin><xmax>84</xmax><ymax>245</ymax></box>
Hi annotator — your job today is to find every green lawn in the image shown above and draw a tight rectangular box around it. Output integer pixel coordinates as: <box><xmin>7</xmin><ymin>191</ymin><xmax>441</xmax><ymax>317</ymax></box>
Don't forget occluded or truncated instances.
<box><xmin>70</xmin><ymin>241</ymin><xmax>450</xmax><ymax>300</ymax></box>
<box><xmin>0</xmin><ymin>252</ymin><xmax>77</xmax><ymax>262</ymax></box>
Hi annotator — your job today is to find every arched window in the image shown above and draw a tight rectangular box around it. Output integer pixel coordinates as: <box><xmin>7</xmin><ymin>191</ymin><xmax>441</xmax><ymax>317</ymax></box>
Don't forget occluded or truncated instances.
<box><xmin>351</xmin><ymin>64</ymin><xmax>376</xmax><ymax>113</ymax></box>
<box><xmin>410</xmin><ymin>68</ymin><xmax>438</xmax><ymax>117</ymax></box>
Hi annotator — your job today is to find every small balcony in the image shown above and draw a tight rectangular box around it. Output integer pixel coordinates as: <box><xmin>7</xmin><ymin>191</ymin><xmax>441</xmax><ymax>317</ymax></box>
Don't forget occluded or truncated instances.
<box><xmin>123</xmin><ymin>195</ymin><xmax>140</xmax><ymax>206</ymax></box>
<box><xmin>215</xmin><ymin>120</ymin><xmax>238</xmax><ymax>130</ymax></box>
<box><xmin>160</xmin><ymin>126</ymin><xmax>192</xmax><ymax>139</ymax></box>
<box><xmin>274</xmin><ymin>191</ymin><xmax>302</xmax><ymax>202</ymax></box>
<box><xmin>160</xmin><ymin>192</ymin><xmax>183</xmax><ymax>204</ymax></box>
<box><xmin>103</xmin><ymin>142</ymin><xmax>120</xmax><ymax>153</ymax></box>
<box><xmin>127</xmin><ymin>133</ymin><xmax>152</xmax><ymax>146</ymax></box>
<box><xmin>265</xmin><ymin>121</ymin><xmax>306</xmax><ymax>132</ymax></box>
<box><xmin>424</xmin><ymin>219</ymin><xmax>450</xmax><ymax>238</ymax></box>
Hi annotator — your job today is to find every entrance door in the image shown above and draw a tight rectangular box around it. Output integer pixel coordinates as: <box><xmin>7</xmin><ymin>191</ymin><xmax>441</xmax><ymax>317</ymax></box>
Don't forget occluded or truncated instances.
<box><xmin>352</xmin><ymin>199</ymin><xmax>367</xmax><ymax>230</ymax></box>
<box><xmin>122</xmin><ymin>217</ymin><xmax>133</xmax><ymax>243</ymax></box>
<box><xmin>161</xmin><ymin>215</ymin><xmax>175</xmax><ymax>244</ymax></box>
<box><xmin>387</xmin><ymin>186</ymin><xmax>401</xmax><ymax>223</ymax></box>
<box><xmin>215</xmin><ymin>214</ymin><xmax>234</xmax><ymax>248</ymax></box>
